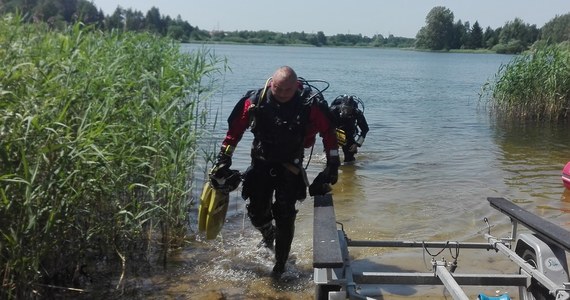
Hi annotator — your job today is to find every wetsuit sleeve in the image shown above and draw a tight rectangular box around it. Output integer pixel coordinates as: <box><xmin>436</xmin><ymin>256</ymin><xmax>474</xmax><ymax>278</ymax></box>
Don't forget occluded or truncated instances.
<box><xmin>307</xmin><ymin>102</ymin><xmax>339</xmax><ymax>159</ymax></box>
<box><xmin>356</xmin><ymin>112</ymin><xmax>369</xmax><ymax>138</ymax></box>
<box><xmin>222</xmin><ymin>97</ymin><xmax>253</xmax><ymax>148</ymax></box>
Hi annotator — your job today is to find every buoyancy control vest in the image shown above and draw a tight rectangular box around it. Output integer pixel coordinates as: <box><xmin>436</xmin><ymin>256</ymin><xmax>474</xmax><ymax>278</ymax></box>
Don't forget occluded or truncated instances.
<box><xmin>248</xmin><ymin>89</ymin><xmax>310</xmax><ymax>163</ymax></box>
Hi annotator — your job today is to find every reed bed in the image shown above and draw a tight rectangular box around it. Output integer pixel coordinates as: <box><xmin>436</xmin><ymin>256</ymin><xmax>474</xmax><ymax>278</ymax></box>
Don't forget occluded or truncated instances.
<box><xmin>0</xmin><ymin>14</ymin><xmax>225</xmax><ymax>298</ymax></box>
<box><xmin>481</xmin><ymin>44</ymin><xmax>570</xmax><ymax>122</ymax></box>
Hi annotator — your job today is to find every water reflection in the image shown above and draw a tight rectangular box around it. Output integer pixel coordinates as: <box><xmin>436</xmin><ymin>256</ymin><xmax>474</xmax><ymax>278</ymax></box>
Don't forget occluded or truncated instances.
<box><xmin>336</xmin><ymin>164</ymin><xmax>361</xmax><ymax>195</ymax></box>
<box><xmin>492</xmin><ymin>120</ymin><xmax>570</xmax><ymax>211</ymax></box>
<box><xmin>563</xmin><ymin>188</ymin><xmax>570</xmax><ymax>204</ymax></box>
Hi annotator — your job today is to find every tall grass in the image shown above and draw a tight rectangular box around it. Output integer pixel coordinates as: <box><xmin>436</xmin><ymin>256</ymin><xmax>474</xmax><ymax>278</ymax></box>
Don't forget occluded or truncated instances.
<box><xmin>480</xmin><ymin>44</ymin><xmax>570</xmax><ymax>122</ymax></box>
<box><xmin>0</xmin><ymin>14</ymin><xmax>225</xmax><ymax>298</ymax></box>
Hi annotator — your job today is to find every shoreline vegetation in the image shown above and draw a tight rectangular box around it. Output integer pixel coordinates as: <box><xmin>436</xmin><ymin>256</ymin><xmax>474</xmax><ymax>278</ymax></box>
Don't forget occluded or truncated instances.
<box><xmin>480</xmin><ymin>42</ymin><xmax>570</xmax><ymax>122</ymax></box>
<box><xmin>1</xmin><ymin>3</ymin><xmax>569</xmax><ymax>299</ymax></box>
<box><xmin>0</xmin><ymin>15</ymin><xmax>226</xmax><ymax>298</ymax></box>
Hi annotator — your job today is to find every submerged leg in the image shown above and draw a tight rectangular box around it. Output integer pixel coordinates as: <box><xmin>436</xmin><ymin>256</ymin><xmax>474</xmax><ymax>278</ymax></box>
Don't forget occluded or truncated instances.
<box><xmin>255</xmin><ymin>222</ymin><xmax>275</xmax><ymax>250</ymax></box>
<box><xmin>244</xmin><ymin>164</ymin><xmax>276</xmax><ymax>249</ymax></box>
<box><xmin>273</xmin><ymin>216</ymin><xmax>295</xmax><ymax>275</ymax></box>
<box><xmin>343</xmin><ymin>144</ymin><xmax>355</xmax><ymax>162</ymax></box>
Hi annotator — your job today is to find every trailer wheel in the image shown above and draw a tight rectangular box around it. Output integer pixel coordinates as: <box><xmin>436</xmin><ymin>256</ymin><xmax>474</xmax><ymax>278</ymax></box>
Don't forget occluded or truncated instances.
<box><xmin>519</xmin><ymin>249</ymin><xmax>554</xmax><ymax>300</ymax></box>
<box><xmin>315</xmin><ymin>284</ymin><xmax>341</xmax><ymax>300</ymax></box>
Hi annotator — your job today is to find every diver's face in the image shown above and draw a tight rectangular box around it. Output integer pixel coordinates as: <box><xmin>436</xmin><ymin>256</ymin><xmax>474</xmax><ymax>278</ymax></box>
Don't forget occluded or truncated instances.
<box><xmin>340</xmin><ymin>106</ymin><xmax>354</xmax><ymax>118</ymax></box>
<box><xmin>270</xmin><ymin>78</ymin><xmax>297</xmax><ymax>103</ymax></box>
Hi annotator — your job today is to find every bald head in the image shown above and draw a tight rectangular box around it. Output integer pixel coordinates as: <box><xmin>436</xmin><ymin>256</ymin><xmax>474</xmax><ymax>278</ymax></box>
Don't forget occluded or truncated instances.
<box><xmin>270</xmin><ymin>66</ymin><xmax>298</xmax><ymax>103</ymax></box>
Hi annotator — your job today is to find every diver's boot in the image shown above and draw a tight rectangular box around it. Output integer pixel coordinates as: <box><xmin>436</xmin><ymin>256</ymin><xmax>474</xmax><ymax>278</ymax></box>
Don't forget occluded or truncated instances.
<box><xmin>272</xmin><ymin>217</ymin><xmax>295</xmax><ymax>276</ymax></box>
<box><xmin>256</xmin><ymin>222</ymin><xmax>275</xmax><ymax>250</ymax></box>
<box><xmin>344</xmin><ymin>154</ymin><xmax>355</xmax><ymax>163</ymax></box>
<box><xmin>272</xmin><ymin>260</ymin><xmax>286</xmax><ymax>276</ymax></box>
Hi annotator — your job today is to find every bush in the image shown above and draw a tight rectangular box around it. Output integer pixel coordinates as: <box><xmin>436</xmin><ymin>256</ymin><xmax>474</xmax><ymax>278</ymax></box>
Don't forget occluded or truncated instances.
<box><xmin>492</xmin><ymin>40</ymin><xmax>525</xmax><ymax>54</ymax></box>
<box><xmin>481</xmin><ymin>44</ymin><xmax>570</xmax><ymax>121</ymax></box>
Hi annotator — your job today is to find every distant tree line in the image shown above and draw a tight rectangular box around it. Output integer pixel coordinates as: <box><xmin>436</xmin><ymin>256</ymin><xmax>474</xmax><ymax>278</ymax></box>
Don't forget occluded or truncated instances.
<box><xmin>211</xmin><ymin>29</ymin><xmax>415</xmax><ymax>48</ymax></box>
<box><xmin>0</xmin><ymin>0</ymin><xmax>415</xmax><ymax>47</ymax></box>
<box><xmin>1</xmin><ymin>1</ymin><xmax>569</xmax><ymax>52</ymax></box>
<box><xmin>416</xmin><ymin>6</ymin><xmax>570</xmax><ymax>53</ymax></box>
<box><xmin>0</xmin><ymin>0</ymin><xmax>211</xmax><ymax>40</ymax></box>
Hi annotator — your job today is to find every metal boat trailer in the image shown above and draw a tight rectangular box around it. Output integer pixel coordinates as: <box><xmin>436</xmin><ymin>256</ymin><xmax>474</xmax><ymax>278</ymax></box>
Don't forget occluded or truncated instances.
<box><xmin>313</xmin><ymin>195</ymin><xmax>570</xmax><ymax>300</ymax></box>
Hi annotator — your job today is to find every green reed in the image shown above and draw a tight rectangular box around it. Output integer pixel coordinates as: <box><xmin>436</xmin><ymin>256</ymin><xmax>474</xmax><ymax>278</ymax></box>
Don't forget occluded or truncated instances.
<box><xmin>481</xmin><ymin>44</ymin><xmax>570</xmax><ymax>122</ymax></box>
<box><xmin>0</xmin><ymin>14</ymin><xmax>225</xmax><ymax>298</ymax></box>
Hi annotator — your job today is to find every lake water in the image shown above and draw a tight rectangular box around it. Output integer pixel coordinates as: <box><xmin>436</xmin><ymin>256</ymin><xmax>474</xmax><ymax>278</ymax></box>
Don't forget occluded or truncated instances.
<box><xmin>146</xmin><ymin>44</ymin><xmax>570</xmax><ymax>299</ymax></box>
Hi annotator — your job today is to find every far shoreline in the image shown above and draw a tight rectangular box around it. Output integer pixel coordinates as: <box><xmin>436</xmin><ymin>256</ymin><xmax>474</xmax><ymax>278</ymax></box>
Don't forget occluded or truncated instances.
<box><xmin>182</xmin><ymin>41</ymin><xmax>499</xmax><ymax>54</ymax></box>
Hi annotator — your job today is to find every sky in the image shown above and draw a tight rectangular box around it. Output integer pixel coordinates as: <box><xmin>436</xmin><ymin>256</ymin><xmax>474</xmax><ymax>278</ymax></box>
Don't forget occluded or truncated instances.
<box><xmin>90</xmin><ymin>0</ymin><xmax>570</xmax><ymax>38</ymax></box>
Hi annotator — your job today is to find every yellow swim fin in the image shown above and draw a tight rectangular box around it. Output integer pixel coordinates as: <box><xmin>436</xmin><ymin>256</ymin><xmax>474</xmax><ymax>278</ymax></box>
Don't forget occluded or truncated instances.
<box><xmin>197</xmin><ymin>181</ymin><xmax>230</xmax><ymax>240</ymax></box>
<box><xmin>198</xmin><ymin>181</ymin><xmax>214</xmax><ymax>232</ymax></box>
<box><xmin>335</xmin><ymin>128</ymin><xmax>347</xmax><ymax>146</ymax></box>
<box><xmin>204</xmin><ymin>188</ymin><xmax>230</xmax><ymax>240</ymax></box>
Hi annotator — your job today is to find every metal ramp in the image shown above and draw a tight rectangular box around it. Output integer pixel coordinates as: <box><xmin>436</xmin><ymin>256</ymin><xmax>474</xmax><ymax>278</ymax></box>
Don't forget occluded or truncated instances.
<box><xmin>313</xmin><ymin>195</ymin><xmax>570</xmax><ymax>300</ymax></box>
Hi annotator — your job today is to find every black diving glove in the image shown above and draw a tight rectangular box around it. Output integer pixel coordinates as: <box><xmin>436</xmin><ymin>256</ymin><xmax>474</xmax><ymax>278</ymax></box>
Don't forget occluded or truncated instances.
<box><xmin>324</xmin><ymin>154</ymin><xmax>340</xmax><ymax>185</ymax></box>
<box><xmin>209</xmin><ymin>154</ymin><xmax>241</xmax><ymax>193</ymax></box>
<box><xmin>209</xmin><ymin>147</ymin><xmax>233</xmax><ymax>187</ymax></box>
<box><xmin>309</xmin><ymin>156</ymin><xmax>340</xmax><ymax>196</ymax></box>
<box><xmin>323</xmin><ymin>165</ymin><xmax>338</xmax><ymax>185</ymax></box>
<box><xmin>309</xmin><ymin>171</ymin><xmax>332</xmax><ymax>196</ymax></box>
